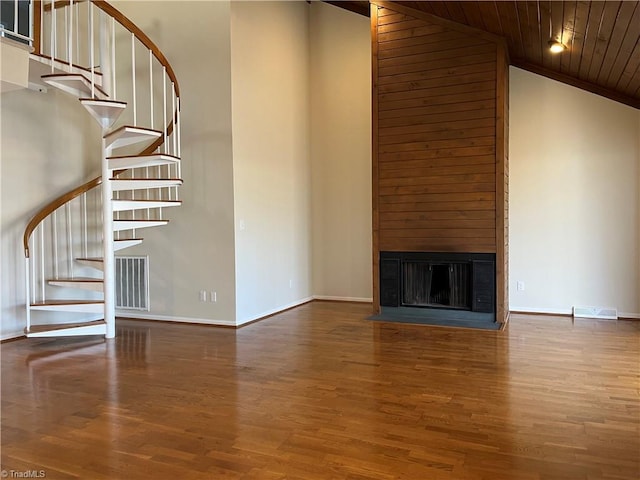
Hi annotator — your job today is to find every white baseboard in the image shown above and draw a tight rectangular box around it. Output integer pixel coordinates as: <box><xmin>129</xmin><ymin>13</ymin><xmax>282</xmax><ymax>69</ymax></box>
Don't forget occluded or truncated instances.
<box><xmin>118</xmin><ymin>296</ymin><xmax>315</xmax><ymax>328</ymax></box>
<box><xmin>1</xmin><ymin>330</ymin><xmax>25</xmax><ymax>341</ymax></box>
<box><xmin>116</xmin><ymin>311</ymin><xmax>236</xmax><ymax>327</ymax></box>
<box><xmin>236</xmin><ymin>296</ymin><xmax>314</xmax><ymax>326</ymax></box>
<box><xmin>511</xmin><ymin>307</ymin><xmax>639</xmax><ymax>320</ymax></box>
<box><xmin>313</xmin><ymin>295</ymin><xmax>373</xmax><ymax>303</ymax></box>
<box><xmin>509</xmin><ymin>306</ymin><xmax>573</xmax><ymax>315</ymax></box>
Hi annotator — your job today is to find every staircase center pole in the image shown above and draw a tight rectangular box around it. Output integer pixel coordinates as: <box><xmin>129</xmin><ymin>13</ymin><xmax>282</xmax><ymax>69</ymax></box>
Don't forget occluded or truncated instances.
<box><xmin>103</xmin><ymin>139</ymin><xmax>116</xmax><ymax>338</ymax></box>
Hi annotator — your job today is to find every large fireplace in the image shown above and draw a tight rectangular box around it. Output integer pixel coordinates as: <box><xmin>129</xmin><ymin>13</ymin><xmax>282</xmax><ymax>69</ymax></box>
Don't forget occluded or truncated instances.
<box><xmin>380</xmin><ymin>252</ymin><xmax>495</xmax><ymax>318</ymax></box>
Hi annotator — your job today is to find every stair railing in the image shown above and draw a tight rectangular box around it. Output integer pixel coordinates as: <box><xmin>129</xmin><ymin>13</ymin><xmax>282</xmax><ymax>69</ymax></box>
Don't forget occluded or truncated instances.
<box><xmin>23</xmin><ymin>0</ymin><xmax>181</xmax><ymax>332</ymax></box>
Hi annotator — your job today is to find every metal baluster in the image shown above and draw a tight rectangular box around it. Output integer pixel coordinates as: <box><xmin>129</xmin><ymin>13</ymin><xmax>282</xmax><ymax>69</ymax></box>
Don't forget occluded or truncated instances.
<box><xmin>111</xmin><ymin>17</ymin><xmax>116</xmax><ymax>98</ymax></box>
<box><xmin>31</xmin><ymin>235</ymin><xmax>36</xmax><ymax>303</ymax></box>
<box><xmin>40</xmin><ymin>223</ymin><xmax>45</xmax><ymax>302</ymax></box>
<box><xmin>172</xmin><ymin>84</ymin><xmax>177</xmax><ymax>156</ymax></box>
<box><xmin>131</xmin><ymin>33</ymin><xmax>136</xmax><ymax>125</ymax></box>
<box><xmin>52</xmin><ymin>1</ymin><xmax>56</xmax><ymax>71</ymax></box>
<box><xmin>52</xmin><ymin>210</ymin><xmax>59</xmax><ymax>279</ymax></box>
<box><xmin>162</xmin><ymin>67</ymin><xmax>167</xmax><ymax>154</ymax></box>
<box><xmin>82</xmin><ymin>192</ymin><xmax>88</xmax><ymax>257</ymax></box>
<box><xmin>14</xmin><ymin>0</ymin><xmax>18</xmax><ymax>37</ymax></box>
<box><xmin>66</xmin><ymin>203</ymin><xmax>73</xmax><ymax>279</ymax></box>
<box><xmin>64</xmin><ymin>4</ymin><xmax>67</xmax><ymax>64</ymax></box>
<box><xmin>149</xmin><ymin>50</ymin><xmax>154</xmax><ymax>128</ymax></box>
<box><xmin>75</xmin><ymin>1</ymin><xmax>79</xmax><ymax>65</ymax></box>
<box><xmin>25</xmin><ymin>257</ymin><xmax>31</xmax><ymax>330</ymax></box>
<box><xmin>90</xmin><ymin>2</ymin><xmax>94</xmax><ymax>98</ymax></box>
<box><xmin>68</xmin><ymin>0</ymin><xmax>73</xmax><ymax>67</ymax></box>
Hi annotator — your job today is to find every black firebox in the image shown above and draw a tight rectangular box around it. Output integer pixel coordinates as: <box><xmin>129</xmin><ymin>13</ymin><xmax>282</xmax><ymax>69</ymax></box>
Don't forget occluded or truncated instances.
<box><xmin>380</xmin><ymin>252</ymin><xmax>495</xmax><ymax>314</ymax></box>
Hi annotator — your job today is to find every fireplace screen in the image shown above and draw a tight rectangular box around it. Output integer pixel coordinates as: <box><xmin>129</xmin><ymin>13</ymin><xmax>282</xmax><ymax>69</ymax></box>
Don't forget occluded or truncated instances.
<box><xmin>402</xmin><ymin>261</ymin><xmax>471</xmax><ymax>309</ymax></box>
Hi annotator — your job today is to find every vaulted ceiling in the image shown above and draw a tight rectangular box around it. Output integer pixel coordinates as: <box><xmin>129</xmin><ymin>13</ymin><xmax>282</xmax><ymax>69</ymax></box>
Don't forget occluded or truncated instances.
<box><xmin>329</xmin><ymin>1</ymin><xmax>640</xmax><ymax>109</ymax></box>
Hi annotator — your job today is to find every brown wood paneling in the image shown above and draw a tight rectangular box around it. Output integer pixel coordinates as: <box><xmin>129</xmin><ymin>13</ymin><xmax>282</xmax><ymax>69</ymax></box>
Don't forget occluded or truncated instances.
<box><xmin>371</xmin><ymin>3</ymin><xmax>381</xmax><ymax>313</ymax></box>
<box><xmin>372</xmin><ymin>1</ymin><xmax>508</xmax><ymax>321</ymax></box>
<box><xmin>495</xmin><ymin>42</ymin><xmax>509</xmax><ymax>324</ymax></box>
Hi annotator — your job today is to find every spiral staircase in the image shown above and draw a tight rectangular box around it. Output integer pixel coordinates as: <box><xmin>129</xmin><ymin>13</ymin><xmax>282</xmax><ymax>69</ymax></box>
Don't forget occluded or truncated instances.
<box><xmin>21</xmin><ymin>0</ymin><xmax>182</xmax><ymax>339</ymax></box>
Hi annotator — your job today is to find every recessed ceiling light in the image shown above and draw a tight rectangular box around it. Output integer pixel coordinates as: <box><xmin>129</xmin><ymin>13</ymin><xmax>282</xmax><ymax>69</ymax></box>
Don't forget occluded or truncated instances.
<box><xmin>548</xmin><ymin>40</ymin><xmax>567</xmax><ymax>53</ymax></box>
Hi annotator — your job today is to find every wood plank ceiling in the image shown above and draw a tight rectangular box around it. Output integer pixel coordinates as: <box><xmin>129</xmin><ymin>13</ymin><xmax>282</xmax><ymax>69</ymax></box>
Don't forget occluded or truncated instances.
<box><xmin>330</xmin><ymin>1</ymin><xmax>640</xmax><ymax>108</ymax></box>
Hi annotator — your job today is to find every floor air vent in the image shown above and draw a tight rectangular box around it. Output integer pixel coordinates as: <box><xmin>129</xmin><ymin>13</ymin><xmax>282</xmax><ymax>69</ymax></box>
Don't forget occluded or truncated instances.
<box><xmin>115</xmin><ymin>256</ymin><xmax>149</xmax><ymax>310</ymax></box>
<box><xmin>573</xmin><ymin>306</ymin><xmax>618</xmax><ymax>320</ymax></box>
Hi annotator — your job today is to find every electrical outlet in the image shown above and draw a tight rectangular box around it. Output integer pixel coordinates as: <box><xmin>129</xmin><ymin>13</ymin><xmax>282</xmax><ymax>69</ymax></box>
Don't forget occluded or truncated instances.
<box><xmin>210</xmin><ymin>291</ymin><xmax>217</xmax><ymax>303</ymax></box>
<box><xmin>516</xmin><ymin>281</ymin><xmax>525</xmax><ymax>291</ymax></box>
<box><xmin>289</xmin><ymin>279</ymin><xmax>293</xmax><ymax>289</ymax></box>
<box><xmin>199</xmin><ymin>290</ymin><xmax>207</xmax><ymax>302</ymax></box>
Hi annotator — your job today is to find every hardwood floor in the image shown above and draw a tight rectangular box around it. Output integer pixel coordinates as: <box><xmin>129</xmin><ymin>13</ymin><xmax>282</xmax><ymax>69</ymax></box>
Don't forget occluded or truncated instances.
<box><xmin>1</xmin><ymin>301</ymin><xmax>638</xmax><ymax>479</ymax></box>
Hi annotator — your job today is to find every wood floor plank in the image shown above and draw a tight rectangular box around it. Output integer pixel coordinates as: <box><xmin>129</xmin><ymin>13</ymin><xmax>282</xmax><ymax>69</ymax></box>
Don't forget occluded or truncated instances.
<box><xmin>1</xmin><ymin>302</ymin><xmax>639</xmax><ymax>479</ymax></box>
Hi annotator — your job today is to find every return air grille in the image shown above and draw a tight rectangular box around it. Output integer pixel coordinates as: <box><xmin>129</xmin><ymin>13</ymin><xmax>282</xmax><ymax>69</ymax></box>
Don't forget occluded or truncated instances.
<box><xmin>573</xmin><ymin>306</ymin><xmax>618</xmax><ymax>320</ymax></box>
<box><xmin>115</xmin><ymin>256</ymin><xmax>149</xmax><ymax>310</ymax></box>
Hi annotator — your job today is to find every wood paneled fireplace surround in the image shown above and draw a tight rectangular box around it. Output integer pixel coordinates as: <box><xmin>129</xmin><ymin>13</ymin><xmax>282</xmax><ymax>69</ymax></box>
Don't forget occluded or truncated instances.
<box><xmin>371</xmin><ymin>2</ymin><xmax>509</xmax><ymax>324</ymax></box>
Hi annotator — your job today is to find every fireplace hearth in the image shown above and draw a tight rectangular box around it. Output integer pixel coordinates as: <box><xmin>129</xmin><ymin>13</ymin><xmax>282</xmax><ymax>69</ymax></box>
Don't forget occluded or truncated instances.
<box><xmin>380</xmin><ymin>252</ymin><xmax>496</xmax><ymax>319</ymax></box>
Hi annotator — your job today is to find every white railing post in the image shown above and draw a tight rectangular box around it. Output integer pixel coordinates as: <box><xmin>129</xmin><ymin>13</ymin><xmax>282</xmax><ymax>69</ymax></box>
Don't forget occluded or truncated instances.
<box><xmin>90</xmin><ymin>2</ymin><xmax>95</xmax><ymax>98</ymax></box>
<box><xmin>31</xmin><ymin>237</ymin><xmax>36</xmax><ymax>303</ymax></box>
<box><xmin>52</xmin><ymin>1</ymin><xmax>56</xmax><ymax>72</ymax></box>
<box><xmin>99</xmin><ymin>7</ymin><xmax>111</xmax><ymax>98</ymax></box>
<box><xmin>25</xmin><ymin>258</ymin><xmax>31</xmax><ymax>331</ymax></box>
<box><xmin>162</xmin><ymin>67</ymin><xmax>167</xmax><ymax>154</ymax></box>
<box><xmin>103</xmin><ymin>139</ymin><xmax>116</xmax><ymax>339</ymax></box>
<box><xmin>131</xmin><ymin>33</ymin><xmax>137</xmax><ymax>125</ymax></box>
<box><xmin>40</xmin><ymin>0</ymin><xmax>44</xmax><ymax>59</ymax></box>
<box><xmin>28</xmin><ymin>0</ymin><xmax>33</xmax><ymax>47</ymax></box>
<box><xmin>149</xmin><ymin>50</ymin><xmax>154</xmax><ymax>129</ymax></box>
<box><xmin>64</xmin><ymin>5</ymin><xmax>67</xmax><ymax>63</ymax></box>
<box><xmin>82</xmin><ymin>192</ymin><xmax>88</xmax><ymax>257</ymax></box>
<box><xmin>14</xmin><ymin>0</ymin><xmax>18</xmax><ymax>37</ymax></box>
<box><xmin>66</xmin><ymin>202</ymin><xmax>73</xmax><ymax>279</ymax></box>
<box><xmin>111</xmin><ymin>17</ymin><xmax>116</xmax><ymax>99</ymax></box>
<box><xmin>40</xmin><ymin>225</ymin><xmax>45</xmax><ymax>302</ymax></box>
<box><xmin>177</xmin><ymin>97</ymin><xmax>181</xmax><ymax>160</ymax></box>
<box><xmin>52</xmin><ymin>210</ymin><xmax>58</xmax><ymax>279</ymax></box>
<box><xmin>171</xmin><ymin>84</ymin><xmax>176</xmax><ymax>156</ymax></box>
<box><xmin>68</xmin><ymin>0</ymin><xmax>73</xmax><ymax>67</ymax></box>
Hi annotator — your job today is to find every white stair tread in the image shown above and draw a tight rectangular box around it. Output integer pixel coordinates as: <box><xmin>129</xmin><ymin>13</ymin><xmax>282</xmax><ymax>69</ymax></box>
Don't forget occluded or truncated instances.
<box><xmin>80</xmin><ymin>98</ymin><xmax>127</xmax><ymax>129</ymax></box>
<box><xmin>76</xmin><ymin>257</ymin><xmax>104</xmax><ymax>271</ymax></box>
<box><xmin>112</xmin><ymin>200</ymin><xmax>182</xmax><ymax>212</ymax></box>
<box><xmin>113</xmin><ymin>219</ymin><xmax>169</xmax><ymax>232</ymax></box>
<box><xmin>26</xmin><ymin>320</ymin><xmax>107</xmax><ymax>338</ymax></box>
<box><xmin>48</xmin><ymin>278</ymin><xmax>104</xmax><ymax>292</ymax></box>
<box><xmin>104</xmin><ymin>125</ymin><xmax>162</xmax><ymax>150</ymax></box>
<box><xmin>30</xmin><ymin>54</ymin><xmax>104</xmax><ymax>87</ymax></box>
<box><xmin>30</xmin><ymin>300</ymin><xmax>104</xmax><ymax>313</ymax></box>
<box><xmin>107</xmin><ymin>153</ymin><xmax>179</xmax><ymax>170</ymax></box>
<box><xmin>41</xmin><ymin>73</ymin><xmax>108</xmax><ymax>100</ymax></box>
<box><xmin>110</xmin><ymin>178</ymin><xmax>183</xmax><ymax>191</ymax></box>
<box><xmin>114</xmin><ymin>238</ymin><xmax>143</xmax><ymax>251</ymax></box>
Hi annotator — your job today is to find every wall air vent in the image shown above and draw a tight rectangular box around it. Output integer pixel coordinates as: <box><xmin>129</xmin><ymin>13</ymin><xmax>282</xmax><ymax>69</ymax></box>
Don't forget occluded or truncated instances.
<box><xmin>573</xmin><ymin>306</ymin><xmax>618</xmax><ymax>320</ymax></box>
<box><xmin>115</xmin><ymin>256</ymin><xmax>149</xmax><ymax>310</ymax></box>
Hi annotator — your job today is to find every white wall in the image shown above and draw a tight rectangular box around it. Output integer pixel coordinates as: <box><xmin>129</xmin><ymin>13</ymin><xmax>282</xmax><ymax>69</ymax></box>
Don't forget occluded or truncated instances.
<box><xmin>105</xmin><ymin>1</ymin><xmax>238</xmax><ymax>325</ymax></box>
<box><xmin>310</xmin><ymin>2</ymin><xmax>372</xmax><ymax>302</ymax></box>
<box><xmin>230</xmin><ymin>1</ymin><xmax>313</xmax><ymax>324</ymax></box>
<box><xmin>1</xmin><ymin>88</ymin><xmax>102</xmax><ymax>339</ymax></box>
<box><xmin>509</xmin><ymin>67</ymin><xmax>640</xmax><ymax>317</ymax></box>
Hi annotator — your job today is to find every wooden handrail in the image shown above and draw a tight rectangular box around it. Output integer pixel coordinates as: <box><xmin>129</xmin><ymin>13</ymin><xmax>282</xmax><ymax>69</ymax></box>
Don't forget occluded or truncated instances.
<box><xmin>23</xmin><ymin>177</ymin><xmax>102</xmax><ymax>257</ymax></box>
